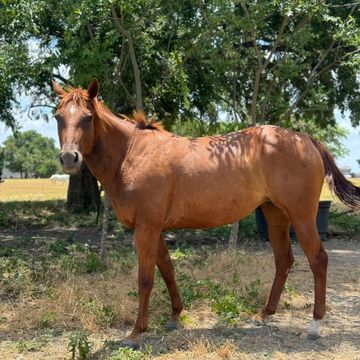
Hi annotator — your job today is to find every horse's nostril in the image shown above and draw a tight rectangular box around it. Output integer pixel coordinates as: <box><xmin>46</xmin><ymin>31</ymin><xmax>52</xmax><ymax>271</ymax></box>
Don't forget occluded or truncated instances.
<box><xmin>60</xmin><ymin>153</ymin><xmax>64</xmax><ymax>165</ymax></box>
<box><xmin>74</xmin><ymin>152</ymin><xmax>79</xmax><ymax>163</ymax></box>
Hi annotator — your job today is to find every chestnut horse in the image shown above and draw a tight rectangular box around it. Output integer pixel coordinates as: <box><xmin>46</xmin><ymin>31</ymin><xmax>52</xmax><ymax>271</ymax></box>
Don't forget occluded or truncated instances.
<box><xmin>53</xmin><ymin>79</ymin><xmax>360</xmax><ymax>348</ymax></box>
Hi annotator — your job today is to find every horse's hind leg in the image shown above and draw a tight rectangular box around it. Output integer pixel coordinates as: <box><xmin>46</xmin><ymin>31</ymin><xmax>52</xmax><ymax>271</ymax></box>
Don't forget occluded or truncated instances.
<box><xmin>253</xmin><ymin>202</ymin><xmax>294</xmax><ymax>324</ymax></box>
<box><xmin>156</xmin><ymin>235</ymin><xmax>183</xmax><ymax>329</ymax></box>
<box><xmin>292</xmin><ymin>218</ymin><xmax>328</xmax><ymax>339</ymax></box>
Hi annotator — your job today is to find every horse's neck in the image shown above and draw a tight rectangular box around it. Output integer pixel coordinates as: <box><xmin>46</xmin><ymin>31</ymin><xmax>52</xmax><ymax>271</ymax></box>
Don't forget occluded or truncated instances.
<box><xmin>84</xmin><ymin>116</ymin><xmax>135</xmax><ymax>191</ymax></box>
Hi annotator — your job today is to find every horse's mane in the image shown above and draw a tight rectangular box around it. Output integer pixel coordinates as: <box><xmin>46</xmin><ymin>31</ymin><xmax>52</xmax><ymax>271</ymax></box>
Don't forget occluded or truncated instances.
<box><xmin>58</xmin><ymin>87</ymin><xmax>163</xmax><ymax>131</ymax></box>
<box><xmin>120</xmin><ymin>111</ymin><xmax>163</xmax><ymax>131</ymax></box>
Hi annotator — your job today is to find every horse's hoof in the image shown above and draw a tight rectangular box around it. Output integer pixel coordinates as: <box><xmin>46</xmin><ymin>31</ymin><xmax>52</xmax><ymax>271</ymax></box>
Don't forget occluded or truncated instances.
<box><xmin>164</xmin><ymin>320</ymin><xmax>183</xmax><ymax>331</ymax></box>
<box><xmin>307</xmin><ymin>333</ymin><xmax>321</xmax><ymax>340</ymax></box>
<box><xmin>307</xmin><ymin>319</ymin><xmax>321</xmax><ymax>340</ymax></box>
<box><xmin>251</xmin><ymin>314</ymin><xmax>266</xmax><ymax>326</ymax></box>
<box><xmin>119</xmin><ymin>338</ymin><xmax>140</xmax><ymax>350</ymax></box>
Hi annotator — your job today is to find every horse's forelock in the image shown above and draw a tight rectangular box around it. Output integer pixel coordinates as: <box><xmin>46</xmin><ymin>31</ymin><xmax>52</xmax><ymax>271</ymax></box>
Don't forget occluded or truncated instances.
<box><xmin>59</xmin><ymin>88</ymin><xmax>90</xmax><ymax>109</ymax></box>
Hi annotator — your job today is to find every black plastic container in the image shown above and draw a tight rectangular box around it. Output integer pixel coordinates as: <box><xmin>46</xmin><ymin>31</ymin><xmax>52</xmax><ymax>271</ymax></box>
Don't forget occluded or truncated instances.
<box><xmin>256</xmin><ymin>200</ymin><xmax>331</xmax><ymax>241</ymax></box>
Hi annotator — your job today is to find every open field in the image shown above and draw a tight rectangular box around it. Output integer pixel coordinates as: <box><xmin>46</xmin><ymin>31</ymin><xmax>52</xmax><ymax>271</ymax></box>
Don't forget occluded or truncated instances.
<box><xmin>0</xmin><ymin>179</ymin><xmax>67</xmax><ymax>202</ymax></box>
<box><xmin>1</xmin><ymin>178</ymin><xmax>360</xmax><ymax>203</ymax></box>
<box><xmin>0</xmin><ymin>181</ymin><xmax>359</xmax><ymax>359</ymax></box>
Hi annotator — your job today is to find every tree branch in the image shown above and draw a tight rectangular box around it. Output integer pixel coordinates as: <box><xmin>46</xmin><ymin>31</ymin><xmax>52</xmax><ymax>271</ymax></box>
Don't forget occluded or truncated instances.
<box><xmin>241</xmin><ymin>1</ymin><xmax>293</xmax><ymax>124</ymax></box>
<box><xmin>262</xmin><ymin>14</ymin><xmax>291</xmax><ymax>70</ymax></box>
<box><xmin>281</xmin><ymin>60</ymin><xmax>339</xmax><ymax>120</ymax></box>
<box><xmin>111</xmin><ymin>5</ymin><xmax>143</xmax><ymax>109</ymax></box>
<box><xmin>241</xmin><ymin>1</ymin><xmax>262</xmax><ymax>67</ymax></box>
<box><xmin>280</xmin><ymin>3</ymin><xmax>358</xmax><ymax>121</ymax></box>
<box><xmin>52</xmin><ymin>74</ymin><xmax>75</xmax><ymax>87</ymax></box>
<box><xmin>258</xmin><ymin>15</ymin><xmax>310</xmax><ymax>123</ymax></box>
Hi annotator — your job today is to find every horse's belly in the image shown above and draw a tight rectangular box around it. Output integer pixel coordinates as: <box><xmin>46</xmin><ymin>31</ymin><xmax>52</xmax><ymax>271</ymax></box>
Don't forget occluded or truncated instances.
<box><xmin>165</xmin><ymin>190</ymin><xmax>263</xmax><ymax>229</ymax></box>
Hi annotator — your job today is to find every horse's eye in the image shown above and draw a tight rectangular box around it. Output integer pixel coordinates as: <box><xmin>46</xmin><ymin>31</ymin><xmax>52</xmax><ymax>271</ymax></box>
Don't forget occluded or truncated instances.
<box><xmin>84</xmin><ymin>114</ymin><xmax>93</xmax><ymax>122</ymax></box>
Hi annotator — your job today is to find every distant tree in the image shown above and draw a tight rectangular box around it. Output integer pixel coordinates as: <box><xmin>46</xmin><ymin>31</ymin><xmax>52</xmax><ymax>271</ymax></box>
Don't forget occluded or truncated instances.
<box><xmin>3</xmin><ymin>130</ymin><xmax>60</xmax><ymax>178</ymax></box>
<box><xmin>357</xmin><ymin>159</ymin><xmax>360</xmax><ymax>168</ymax></box>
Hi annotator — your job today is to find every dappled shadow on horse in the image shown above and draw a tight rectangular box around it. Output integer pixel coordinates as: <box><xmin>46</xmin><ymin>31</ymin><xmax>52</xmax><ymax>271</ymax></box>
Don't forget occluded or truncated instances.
<box><xmin>52</xmin><ymin>79</ymin><xmax>360</xmax><ymax>349</ymax></box>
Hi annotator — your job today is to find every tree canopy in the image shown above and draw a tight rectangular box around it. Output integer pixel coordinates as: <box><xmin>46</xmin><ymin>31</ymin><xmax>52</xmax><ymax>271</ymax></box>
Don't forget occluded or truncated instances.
<box><xmin>0</xmin><ymin>0</ymin><xmax>359</xmax><ymax>153</ymax></box>
<box><xmin>3</xmin><ymin>130</ymin><xmax>60</xmax><ymax>178</ymax></box>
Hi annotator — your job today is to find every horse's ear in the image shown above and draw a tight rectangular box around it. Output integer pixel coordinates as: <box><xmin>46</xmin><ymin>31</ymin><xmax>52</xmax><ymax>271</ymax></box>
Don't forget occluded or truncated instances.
<box><xmin>52</xmin><ymin>80</ymin><xmax>67</xmax><ymax>97</ymax></box>
<box><xmin>87</xmin><ymin>78</ymin><xmax>99</xmax><ymax>99</ymax></box>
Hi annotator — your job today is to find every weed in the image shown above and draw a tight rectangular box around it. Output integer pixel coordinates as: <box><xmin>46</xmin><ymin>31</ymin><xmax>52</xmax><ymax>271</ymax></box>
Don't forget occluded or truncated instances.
<box><xmin>240</xmin><ymin>279</ymin><xmax>262</xmax><ymax>313</ymax></box>
<box><xmin>97</xmin><ymin>305</ymin><xmax>116</xmax><ymax>328</ymax></box>
<box><xmin>58</xmin><ymin>246</ymin><xmax>106</xmax><ymax>275</ymax></box>
<box><xmin>283</xmin><ymin>300</ymin><xmax>291</xmax><ymax>310</ymax></box>
<box><xmin>85</xmin><ymin>252</ymin><xmax>106</xmax><ymax>273</ymax></box>
<box><xmin>170</xmin><ymin>248</ymin><xmax>194</xmax><ymax>261</ymax></box>
<box><xmin>40</xmin><ymin>311</ymin><xmax>56</xmax><ymax>328</ymax></box>
<box><xmin>109</xmin><ymin>347</ymin><xmax>145</xmax><ymax>360</ymax></box>
<box><xmin>15</xmin><ymin>334</ymin><xmax>52</xmax><ymax>353</ymax></box>
<box><xmin>0</xmin><ymin>255</ymin><xmax>32</xmax><ymax>298</ymax></box>
<box><xmin>82</xmin><ymin>298</ymin><xmax>117</xmax><ymax>328</ymax></box>
<box><xmin>68</xmin><ymin>331</ymin><xmax>93</xmax><ymax>360</ymax></box>
<box><xmin>284</xmin><ymin>284</ymin><xmax>298</xmax><ymax>297</ymax></box>
<box><xmin>211</xmin><ymin>293</ymin><xmax>240</xmax><ymax>324</ymax></box>
<box><xmin>49</xmin><ymin>239</ymin><xmax>69</xmax><ymax>256</ymax></box>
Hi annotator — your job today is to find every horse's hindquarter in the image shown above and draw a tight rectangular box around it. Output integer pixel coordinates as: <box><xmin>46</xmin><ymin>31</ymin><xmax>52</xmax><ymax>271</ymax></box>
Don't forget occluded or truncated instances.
<box><xmin>255</xmin><ymin>126</ymin><xmax>325</xmax><ymax>214</ymax></box>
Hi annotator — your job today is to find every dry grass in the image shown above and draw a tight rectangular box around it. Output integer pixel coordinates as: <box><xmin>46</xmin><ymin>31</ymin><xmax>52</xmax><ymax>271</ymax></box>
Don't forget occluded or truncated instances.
<box><xmin>154</xmin><ymin>340</ymin><xmax>243</xmax><ymax>360</ymax></box>
<box><xmin>0</xmin><ymin>179</ymin><xmax>67</xmax><ymax>202</ymax></box>
<box><xmin>0</xmin><ymin>239</ymin><xmax>359</xmax><ymax>359</ymax></box>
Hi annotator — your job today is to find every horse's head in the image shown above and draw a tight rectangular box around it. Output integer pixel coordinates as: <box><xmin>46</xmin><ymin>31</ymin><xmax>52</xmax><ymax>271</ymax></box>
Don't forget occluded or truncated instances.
<box><xmin>52</xmin><ymin>79</ymin><xmax>99</xmax><ymax>174</ymax></box>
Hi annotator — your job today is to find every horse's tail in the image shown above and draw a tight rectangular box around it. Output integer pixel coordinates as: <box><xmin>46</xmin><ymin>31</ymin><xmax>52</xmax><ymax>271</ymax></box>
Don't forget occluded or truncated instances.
<box><xmin>310</xmin><ymin>138</ymin><xmax>360</xmax><ymax>211</ymax></box>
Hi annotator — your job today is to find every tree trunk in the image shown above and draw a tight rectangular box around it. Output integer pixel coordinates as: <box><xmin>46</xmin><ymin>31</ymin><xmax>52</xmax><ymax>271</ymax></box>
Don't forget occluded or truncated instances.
<box><xmin>100</xmin><ymin>192</ymin><xmax>110</xmax><ymax>259</ymax></box>
<box><xmin>229</xmin><ymin>221</ymin><xmax>239</xmax><ymax>249</ymax></box>
<box><xmin>67</xmin><ymin>162</ymin><xmax>100</xmax><ymax>212</ymax></box>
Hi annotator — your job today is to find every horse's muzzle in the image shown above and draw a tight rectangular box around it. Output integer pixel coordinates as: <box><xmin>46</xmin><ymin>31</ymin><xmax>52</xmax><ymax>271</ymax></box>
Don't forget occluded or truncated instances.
<box><xmin>60</xmin><ymin>150</ymin><xmax>82</xmax><ymax>174</ymax></box>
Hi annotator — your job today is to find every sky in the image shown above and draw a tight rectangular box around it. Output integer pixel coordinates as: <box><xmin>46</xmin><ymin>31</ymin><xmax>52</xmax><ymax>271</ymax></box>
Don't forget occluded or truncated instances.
<box><xmin>0</xmin><ymin>100</ymin><xmax>359</xmax><ymax>172</ymax></box>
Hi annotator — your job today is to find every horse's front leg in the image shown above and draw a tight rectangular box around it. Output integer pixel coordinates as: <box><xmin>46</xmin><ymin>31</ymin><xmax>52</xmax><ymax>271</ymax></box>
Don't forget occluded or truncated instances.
<box><xmin>122</xmin><ymin>224</ymin><xmax>161</xmax><ymax>349</ymax></box>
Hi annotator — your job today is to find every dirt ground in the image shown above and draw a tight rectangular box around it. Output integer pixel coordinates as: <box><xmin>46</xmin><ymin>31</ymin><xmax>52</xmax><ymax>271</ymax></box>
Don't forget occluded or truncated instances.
<box><xmin>0</xmin><ymin>228</ymin><xmax>359</xmax><ymax>360</ymax></box>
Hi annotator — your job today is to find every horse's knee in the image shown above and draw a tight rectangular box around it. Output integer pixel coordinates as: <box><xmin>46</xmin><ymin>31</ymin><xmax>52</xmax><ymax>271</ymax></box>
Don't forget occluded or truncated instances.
<box><xmin>275</xmin><ymin>252</ymin><xmax>294</xmax><ymax>276</ymax></box>
<box><xmin>139</xmin><ymin>276</ymin><xmax>154</xmax><ymax>292</ymax></box>
<box><xmin>309</xmin><ymin>247</ymin><xmax>328</xmax><ymax>275</ymax></box>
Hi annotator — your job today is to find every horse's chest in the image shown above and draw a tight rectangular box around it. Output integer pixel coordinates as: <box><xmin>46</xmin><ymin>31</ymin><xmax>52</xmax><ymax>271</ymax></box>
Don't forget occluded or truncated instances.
<box><xmin>108</xmin><ymin>190</ymin><xmax>137</xmax><ymax>229</ymax></box>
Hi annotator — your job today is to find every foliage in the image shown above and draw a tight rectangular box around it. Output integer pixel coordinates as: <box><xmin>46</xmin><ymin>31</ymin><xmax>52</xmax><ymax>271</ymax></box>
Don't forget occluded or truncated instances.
<box><xmin>59</xmin><ymin>245</ymin><xmax>107</xmax><ymax>275</ymax></box>
<box><xmin>0</xmin><ymin>0</ymin><xmax>359</xmax><ymax>155</ymax></box>
<box><xmin>328</xmin><ymin>206</ymin><xmax>360</xmax><ymax>236</ymax></box>
<box><xmin>174</xmin><ymin>273</ymin><xmax>262</xmax><ymax>323</ymax></box>
<box><xmin>68</xmin><ymin>331</ymin><xmax>93</xmax><ymax>360</ymax></box>
<box><xmin>2</xmin><ymin>130</ymin><xmax>60</xmax><ymax>178</ymax></box>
